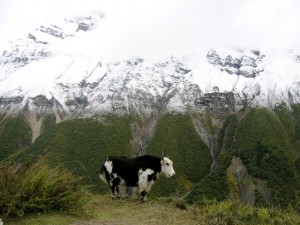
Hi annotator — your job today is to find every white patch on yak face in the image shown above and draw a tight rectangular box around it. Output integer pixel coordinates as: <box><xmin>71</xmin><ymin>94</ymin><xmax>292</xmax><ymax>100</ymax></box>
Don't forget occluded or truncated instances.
<box><xmin>104</xmin><ymin>160</ymin><xmax>113</xmax><ymax>174</ymax></box>
<box><xmin>160</xmin><ymin>157</ymin><xmax>176</xmax><ymax>178</ymax></box>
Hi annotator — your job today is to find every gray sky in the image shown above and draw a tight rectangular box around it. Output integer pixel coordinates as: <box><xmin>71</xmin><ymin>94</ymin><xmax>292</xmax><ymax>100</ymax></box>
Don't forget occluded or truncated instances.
<box><xmin>0</xmin><ymin>0</ymin><xmax>299</xmax><ymax>59</ymax></box>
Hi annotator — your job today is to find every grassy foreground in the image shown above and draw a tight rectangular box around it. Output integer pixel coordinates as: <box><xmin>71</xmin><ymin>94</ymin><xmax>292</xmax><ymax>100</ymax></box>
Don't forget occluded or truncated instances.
<box><xmin>6</xmin><ymin>194</ymin><xmax>300</xmax><ymax>225</ymax></box>
<box><xmin>6</xmin><ymin>195</ymin><xmax>202</xmax><ymax>225</ymax></box>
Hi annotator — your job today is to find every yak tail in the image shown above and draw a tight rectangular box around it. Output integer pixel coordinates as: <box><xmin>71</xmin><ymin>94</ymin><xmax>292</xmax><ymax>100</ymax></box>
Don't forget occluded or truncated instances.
<box><xmin>99</xmin><ymin>165</ymin><xmax>108</xmax><ymax>184</ymax></box>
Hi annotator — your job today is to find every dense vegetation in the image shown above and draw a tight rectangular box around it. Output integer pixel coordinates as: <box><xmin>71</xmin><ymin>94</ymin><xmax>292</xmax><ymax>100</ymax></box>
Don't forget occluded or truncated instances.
<box><xmin>0</xmin><ymin>159</ymin><xmax>91</xmax><ymax>218</ymax></box>
<box><xmin>15</xmin><ymin>116</ymin><xmax>133</xmax><ymax>193</ymax></box>
<box><xmin>220</xmin><ymin>108</ymin><xmax>299</xmax><ymax>207</ymax></box>
<box><xmin>1</xmin><ymin>104</ymin><xmax>300</xmax><ymax>218</ymax></box>
<box><xmin>232</xmin><ymin>108</ymin><xmax>299</xmax><ymax>207</ymax></box>
<box><xmin>186</xmin><ymin>152</ymin><xmax>232</xmax><ymax>203</ymax></box>
<box><xmin>0</xmin><ymin>116</ymin><xmax>31</xmax><ymax>161</ymax></box>
<box><xmin>146</xmin><ymin>113</ymin><xmax>212</xmax><ymax>197</ymax></box>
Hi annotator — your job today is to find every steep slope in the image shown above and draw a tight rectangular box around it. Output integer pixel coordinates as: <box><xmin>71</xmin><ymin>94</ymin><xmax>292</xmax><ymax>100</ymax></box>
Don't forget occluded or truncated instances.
<box><xmin>187</xmin><ymin>107</ymin><xmax>300</xmax><ymax>207</ymax></box>
<box><xmin>16</xmin><ymin>116</ymin><xmax>133</xmax><ymax>193</ymax></box>
<box><xmin>13</xmin><ymin>114</ymin><xmax>212</xmax><ymax>196</ymax></box>
<box><xmin>1</xmin><ymin>14</ymin><xmax>300</xmax><ymax>124</ymax></box>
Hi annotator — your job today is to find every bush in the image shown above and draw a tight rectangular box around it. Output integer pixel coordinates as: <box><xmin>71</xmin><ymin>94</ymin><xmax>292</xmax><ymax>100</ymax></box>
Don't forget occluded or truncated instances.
<box><xmin>200</xmin><ymin>199</ymin><xmax>300</xmax><ymax>225</ymax></box>
<box><xmin>0</xmin><ymin>159</ymin><xmax>91</xmax><ymax>218</ymax></box>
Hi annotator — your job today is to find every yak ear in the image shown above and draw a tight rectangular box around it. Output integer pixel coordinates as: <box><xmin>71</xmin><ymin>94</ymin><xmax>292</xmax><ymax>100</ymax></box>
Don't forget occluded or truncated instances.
<box><xmin>161</xmin><ymin>152</ymin><xmax>169</xmax><ymax>160</ymax></box>
<box><xmin>161</xmin><ymin>151</ymin><xmax>169</xmax><ymax>158</ymax></box>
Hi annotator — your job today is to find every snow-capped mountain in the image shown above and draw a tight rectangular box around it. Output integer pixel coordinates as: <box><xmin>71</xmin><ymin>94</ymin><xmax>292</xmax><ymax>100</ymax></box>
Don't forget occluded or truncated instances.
<box><xmin>1</xmin><ymin>13</ymin><xmax>300</xmax><ymax>123</ymax></box>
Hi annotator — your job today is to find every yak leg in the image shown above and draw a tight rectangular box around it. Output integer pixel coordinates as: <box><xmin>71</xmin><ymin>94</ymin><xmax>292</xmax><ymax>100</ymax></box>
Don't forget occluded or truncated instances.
<box><xmin>138</xmin><ymin>171</ymin><xmax>156</xmax><ymax>202</ymax></box>
<box><xmin>111</xmin><ymin>177</ymin><xmax>121</xmax><ymax>199</ymax></box>
<box><xmin>138</xmin><ymin>173</ymin><xmax>148</xmax><ymax>202</ymax></box>
<box><xmin>141</xmin><ymin>190</ymin><xmax>147</xmax><ymax>202</ymax></box>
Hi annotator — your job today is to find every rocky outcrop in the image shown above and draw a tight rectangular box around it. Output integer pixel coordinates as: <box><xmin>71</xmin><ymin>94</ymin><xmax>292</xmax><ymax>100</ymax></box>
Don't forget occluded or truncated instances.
<box><xmin>0</xmin><ymin>96</ymin><xmax>23</xmax><ymax>115</ymax></box>
<box><xmin>196</xmin><ymin>92</ymin><xmax>243</xmax><ymax>119</ymax></box>
<box><xmin>206</xmin><ymin>49</ymin><xmax>265</xmax><ymax>78</ymax></box>
<box><xmin>0</xmin><ymin>39</ymin><xmax>51</xmax><ymax>74</ymax></box>
<box><xmin>206</xmin><ymin>49</ymin><xmax>222</xmax><ymax>66</ymax></box>
<box><xmin>227</xmin><ymin>157</ymin><xmax>272</xmax><ymax>206</ymax></box>
<box><xmin>38</xmin><ymin>24</ymin><xmax>67</xmax><ymax>39</ymax></box>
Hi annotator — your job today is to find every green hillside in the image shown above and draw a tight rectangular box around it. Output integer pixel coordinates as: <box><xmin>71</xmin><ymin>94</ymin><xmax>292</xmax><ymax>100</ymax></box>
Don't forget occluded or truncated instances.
<box><xmin>232</xmin><ymin>108</ymin><xmax>299</xmax><ymax>206</ymax></box>
<box><xmin>11</xmin><ymin>113</ymin><xmax>212</xmax><ymax>197</ymax></box>
<box><xmin>16</xmin><ymin>116</ymin><xmax>133</xmax><ymax>193</ymax></box>
<box><xmin>194</xmin><ymin>107</ymin><xmax>300</xmax><ymax>207</ymax></box>
<box><xmin>146</xmin><ymin>113</ymin><xmax>212</xmax><ymax>197</ymax></box>
<box><xmin>0</xmin><ymin>116</ymin><xmax>31</xmax><ymax>161</ymax></box>
<box><xmin>1</xmin><ymin>106</ymin><xmax>300</xmax><ymax>208</ymax></box>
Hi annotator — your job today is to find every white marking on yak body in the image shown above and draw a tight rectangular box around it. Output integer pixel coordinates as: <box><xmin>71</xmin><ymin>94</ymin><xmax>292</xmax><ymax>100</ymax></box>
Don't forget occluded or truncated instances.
<box><xmin>99</xmin><ymin>160</ymin><xmax>113</xmax><ymax>184</ymax></box>
<box><xmin>138</xmin><ymin>168</ymin><xmax>155</xmax><ymax>201</ymax></box>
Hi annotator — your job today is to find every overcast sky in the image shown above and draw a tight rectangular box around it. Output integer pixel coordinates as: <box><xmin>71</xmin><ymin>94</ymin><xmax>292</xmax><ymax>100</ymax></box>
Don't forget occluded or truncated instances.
<box><xmin>0</xmin><ymin>0</ymin><xmax>299</xmax><ymax>59</ymax></box>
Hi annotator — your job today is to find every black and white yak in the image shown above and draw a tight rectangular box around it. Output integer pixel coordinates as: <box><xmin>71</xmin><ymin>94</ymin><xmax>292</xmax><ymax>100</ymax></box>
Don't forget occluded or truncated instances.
<box><xmin>99</xmin><ymin>155</ymin><xmax>176</xmax><ymax>202</ymax></box>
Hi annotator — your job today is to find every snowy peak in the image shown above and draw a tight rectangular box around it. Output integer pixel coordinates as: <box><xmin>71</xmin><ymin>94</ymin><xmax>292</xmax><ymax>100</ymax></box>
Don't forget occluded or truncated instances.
<box><xmin>0</xmin><ymin>12</ymin><xmax>104</xmax><ymax>77</ymax></box>
<box><xmin>1</xmin><ymin>12</ymin><xmax>300</xmax><ymax>121</ymax></box>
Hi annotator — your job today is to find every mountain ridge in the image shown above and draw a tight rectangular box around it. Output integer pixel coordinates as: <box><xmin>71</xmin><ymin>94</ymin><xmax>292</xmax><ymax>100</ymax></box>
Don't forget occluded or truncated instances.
<box><xmin>1</xmin><ymin>14</ymin><xmax>300</xmax><ymax>123</ymax></box>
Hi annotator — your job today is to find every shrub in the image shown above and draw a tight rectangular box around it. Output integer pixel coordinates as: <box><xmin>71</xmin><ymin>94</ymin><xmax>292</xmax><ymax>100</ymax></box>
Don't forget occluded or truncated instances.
<box><xmin>200</xmin><ymin>199</ymin><xmax>300</xmax><ymax>225</ymax></box>
<box><xmin>0</xmin><ymin>159</ymin><xmax>91</xmax><ymax>218</ymax></box>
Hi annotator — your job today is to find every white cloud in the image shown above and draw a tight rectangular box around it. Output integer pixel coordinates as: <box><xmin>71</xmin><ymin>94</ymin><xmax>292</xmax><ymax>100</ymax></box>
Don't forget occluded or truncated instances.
<box><xmin>0</xmin><ymin>0</ymin><xmax>299</xmax><ymax>59</ymax></box>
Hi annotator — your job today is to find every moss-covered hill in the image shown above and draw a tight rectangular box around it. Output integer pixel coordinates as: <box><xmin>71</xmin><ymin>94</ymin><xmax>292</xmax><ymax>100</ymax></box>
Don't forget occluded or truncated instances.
<box><xmin>15</xmin><ymin>116</ymin><xmax>133</xmax><ymax>193</ymax></box>
<box><xmin>1</xmin><ymin>105</ymin><xmax>300</xmax><ymax>208</ymax></box>
<box><xmin>0</xmin><ymin>116</ymin><xmax>31</xmax><ymax>161</ymax></box>
<box><xmin>9</xmin><ymin>114</ymin><xmax>212</xmax><ymax>196</ymax></box>
<box><xmin>189</xmin><ymin>106</ymin><xmax>300</xmax><ymax>207</ymax></box>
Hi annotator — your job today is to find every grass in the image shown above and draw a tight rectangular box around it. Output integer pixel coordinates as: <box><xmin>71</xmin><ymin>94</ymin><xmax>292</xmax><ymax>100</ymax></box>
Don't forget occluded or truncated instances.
<box><xmin>5</xmin><ymin>195</ymin><xmax>300</xmax><ymax>225</ymax></box>
<box><xmin>6</xmin><ymin>213</ymin><xmax>77</xmax><ymax>225</ymax></box>
<box><xmin>6</xmin><ymin>195</ymin><xmax>204</xmax><ymax>225</ymax></box>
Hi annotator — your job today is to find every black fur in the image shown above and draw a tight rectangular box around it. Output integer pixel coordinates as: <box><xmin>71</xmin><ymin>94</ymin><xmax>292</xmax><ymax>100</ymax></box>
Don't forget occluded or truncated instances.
<box><xmin>102</xmin><ymin>155</ymin><xmax>161</xmax><ymax>187</ymax></box>
<box><xmin>99</xmin><ymin>154</ymin><xmax>176</xmax><ymax>202</ymax></box>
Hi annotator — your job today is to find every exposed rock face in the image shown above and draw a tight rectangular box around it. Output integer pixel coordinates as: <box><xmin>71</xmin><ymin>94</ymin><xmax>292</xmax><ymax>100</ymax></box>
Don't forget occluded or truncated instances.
<box><xmin>227</xmin><ymin>157</ymin><xmax>272</xmax><ymax>206</ymax></box>
<box><xmin>227</xmin><ymin>157</ymin><xmax>255</xmax><ymax>205</ymax></box>
<box><xmin>206</xmin><ymin>49</ymin><xmax>265</xmax><ymax>78</ymax></box>
<box><xmin>207</xmin><ymin>49</ymin><xmax>222</xmax><ymax>66</ymax></box>
<box><xmin>0</xmin><ymin>39</ymin><xmax>51</xmax><ymax>75</ymax></box>
<box><xmin>197</xmin><ymin>92</ymin><xmax>237</xmax><ymax>117</ymax></box>
<box><xmin>1</xmin><ymin>14</ymin><xmax>300</xmax><ymax>145</ymax></box>
<box><xmin>39</xmin><ymin>25</ymin><xmax>67</xmax><ymax>39</ymax></box>
<box><xmin>0</xmin><ymin>97</ymin><xmax>23</xmax><ymax>115</ymax></box>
